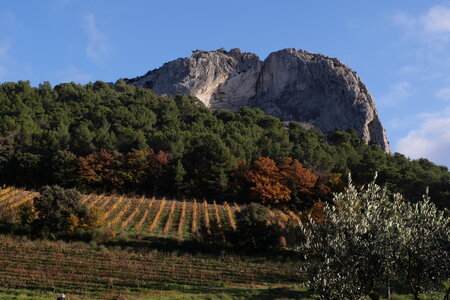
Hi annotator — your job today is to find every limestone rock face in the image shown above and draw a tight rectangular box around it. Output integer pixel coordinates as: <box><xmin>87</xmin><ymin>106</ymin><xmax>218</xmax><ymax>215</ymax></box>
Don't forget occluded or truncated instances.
<box><xmin>126</xmin><ymin>48</ymin><xmax>389</xmax><ymax>152</ymax></box>
<box><xmin>126</xmin><ymin>48</ymin><xmax>262</xmax><ymax>110</ymax></box>
<box><xmin>250</xmin><ymin>49</ymin><xmax>389</xmax><ymax>152</ymax></box>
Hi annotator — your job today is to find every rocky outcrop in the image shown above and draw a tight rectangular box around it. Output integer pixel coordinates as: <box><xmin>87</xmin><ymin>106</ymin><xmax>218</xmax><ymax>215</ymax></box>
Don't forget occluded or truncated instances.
<box><xmin>127</xmin><ymin>48</ymin><xmax>261</xmax><ymax>110</ymax></box>
<box><xmin>251</xmin><ymin>49</ymin><xmax>389</xmax><ymax>152</ymax></box>
<box><xmin>126</xmin><ymin>48</ymin><xmax>389</xmax><ymax>152</ymax></box>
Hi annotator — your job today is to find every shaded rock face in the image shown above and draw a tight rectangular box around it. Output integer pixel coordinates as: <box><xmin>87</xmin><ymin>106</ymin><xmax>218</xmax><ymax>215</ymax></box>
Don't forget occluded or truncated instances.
<box><xmin>251</xmin><ymin>49</ymin><xmax>389</xmax><ymax>152</ymax></box>
<box><xmin>126</xmin><ymin>48</ymin><xmax>389</xmax><ymax>152</ymax></box>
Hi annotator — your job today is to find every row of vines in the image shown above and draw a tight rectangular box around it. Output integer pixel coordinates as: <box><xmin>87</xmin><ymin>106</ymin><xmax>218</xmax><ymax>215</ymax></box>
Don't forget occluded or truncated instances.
<box><xmin>0</xmin><ymin>187</ymin><xmax>308</xmax><ymax>239</ymax></box>
<box><xmin>0</xmin><ymin>235</ymin><xmax>302</xmax><ymax>293</ymax></box>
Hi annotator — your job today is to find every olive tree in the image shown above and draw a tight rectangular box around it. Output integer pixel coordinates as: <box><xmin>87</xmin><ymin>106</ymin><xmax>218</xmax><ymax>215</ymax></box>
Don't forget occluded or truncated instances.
<box><xmin>393</xmin><ymin>191</ymin><xmax>450</xmax><ymax>299</ymax></box>
<box><xmin>298</xmin><ymin>175</ymin><xmax>450</xmax><ymax>300</ymax></box>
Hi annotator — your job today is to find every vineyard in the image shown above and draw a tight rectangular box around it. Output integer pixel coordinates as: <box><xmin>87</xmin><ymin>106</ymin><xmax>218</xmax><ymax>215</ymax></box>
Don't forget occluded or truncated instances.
<box><xmin>0</xmin><ymin>186</ymin><xmax>307</xmax><ymax>298</ymax></box>
<box><xmin>0</xmin><ymin>187</ymin><xmax>437</xmax><ymax>299</ymax></box>
<box><xmin>0</xmin><ymin>186</ymin><xmax>304</xmax><ymax>239</ymax></box>
<box><xmin>0</xmin><ymin>235</ymin><xmax>304</xmax><ymax>298</ymax></box>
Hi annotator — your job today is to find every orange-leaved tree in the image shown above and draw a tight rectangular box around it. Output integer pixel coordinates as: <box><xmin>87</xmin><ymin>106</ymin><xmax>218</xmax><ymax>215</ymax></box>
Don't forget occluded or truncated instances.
<box><xmin>279</xmin><ymin>157</ymin><xmax>319</xmax><ymax>208</ymax></box>
<box><xmin>77</xmin><ymin>149</ymin><xmax>124</xmax><ymax>187</ymax></box>
<box><xmin>279</xmin><ymin>157</ymin><xmax>318</xmax><ymax>193</ymax></box>
<box><xmin>244</xmin><ymin>157</ymin><xmax>291</xmax><ymax>205</ymax></box>
<box><xmin>78</xmin><ymin>149</ymin><xmax>170</xmax><ymax>192</ymax></box>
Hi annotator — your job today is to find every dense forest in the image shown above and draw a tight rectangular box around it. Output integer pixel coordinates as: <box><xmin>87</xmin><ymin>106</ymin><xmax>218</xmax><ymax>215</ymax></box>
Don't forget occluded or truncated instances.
<box><xmin>0</xmin><ymin>80</ymin><xmax>448</xmax><ymax>209</ymax></box>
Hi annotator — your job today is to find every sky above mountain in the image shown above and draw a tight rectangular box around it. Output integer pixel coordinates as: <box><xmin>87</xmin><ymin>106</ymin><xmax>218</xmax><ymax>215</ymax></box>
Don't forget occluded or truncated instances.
<box><xmin>1</xmin><ymin>0</ymin><xmax>449</xmax><ymax>168</ymax></box>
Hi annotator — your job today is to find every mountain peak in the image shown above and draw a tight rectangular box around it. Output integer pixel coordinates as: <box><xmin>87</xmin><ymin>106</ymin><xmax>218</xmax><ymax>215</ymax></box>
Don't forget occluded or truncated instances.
<box><xmin>126</xmin><ymin>48</ymin><xmax>389</xmax><ymax>152</ymax></box>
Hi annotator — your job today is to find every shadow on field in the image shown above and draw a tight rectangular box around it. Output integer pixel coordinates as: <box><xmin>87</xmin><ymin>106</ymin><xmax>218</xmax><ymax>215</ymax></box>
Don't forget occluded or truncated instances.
<box><xmin>102</xmin><ymin>235</ymin><xmax>303</xmax><ymax>261</ymax></box>
<box><xmin>200</xmin><ymin>286</ymin><xmax>313</xmax><ymax>299</ymax></box>
<box><xmin>105</xmin><ymin>235</ymin><xmax>215</xmax><ymax>254</ymax></box>
<box><xmin>138</xmin><ymin>282</ymin><xmax>313</xmax><ymax>300</ymax></box>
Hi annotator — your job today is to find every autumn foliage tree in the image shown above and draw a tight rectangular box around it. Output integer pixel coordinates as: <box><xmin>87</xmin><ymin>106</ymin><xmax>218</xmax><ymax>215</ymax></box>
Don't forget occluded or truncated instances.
<box><xmin>77</xmin><ymin>148</ymin><xmax>169</xmax><ymax>192</ymax></box>
<box><xmin>243</xmin><ymin>156</ymin><xmax>334</xmax><ymax>208</ymax></box>
<box><xmin>78</xmin><ymin>149</ymin><xmax>123</xmax><ymax>186</ymax></box>
<box><xmin>279</xmin><ymin>157</ymin><xmax>318</xmax><ymax>207</ymax></box>
<box><xmin>244</xmin><ymin>157</ymin><xmax>291</xmax><ymax>205</ymax></box>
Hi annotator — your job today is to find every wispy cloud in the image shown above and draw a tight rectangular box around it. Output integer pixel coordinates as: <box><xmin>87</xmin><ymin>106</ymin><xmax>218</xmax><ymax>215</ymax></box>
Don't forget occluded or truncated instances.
<box><xmin>393</xmin><ymin>6</ymin><xmax>450</xmax><ymax>62</ymax></box>
<box><xmin>398</xmin><ymin>64</ymin><xmax>420</xmax><ymax>76</ymax></box>
<box><xmin>56</xmin><ymin>66</ymin><xmax>93</xmax><ymax>84</ymax></box>
<box><xmin>392</xmin><ymin>5</ymin><xmax>450</xmax><ymax>166</ymax></box>
<box><xmin>394</xmin><ymin>5</ymin><xmax>450</xmax><ymax>36</ymax></box>
<box><xmin>436</xmin><ymin>87</ymin><xmax>450</xmax><ymax>101</ymax></box>
<box><xmin>378</xmin><ymin>81</ymin><xmax>412</xmax><ymax>106</ymax></box>
<box><xmin>393</xmin><ymin>5</ymin><xmax>450</xmax><ymax>56</ymax></box>
<box><xmin>392</xmin><ymin>12</ymin><xmax>417</xmax><ymax>33</ymax></box>
<box><xmin>82</xmin><ymin>13</ymin><xmax>109</xmax><ymax>62</ymax></box>
<box><xmin>397</xmin><ymin>107</ymin><xmax>450</xmax><ymax>167</ymax></box>
<box><xmin>421</xmin><ymin>5</ymin><xmax>450</xmax><ymax>33</ymax></box>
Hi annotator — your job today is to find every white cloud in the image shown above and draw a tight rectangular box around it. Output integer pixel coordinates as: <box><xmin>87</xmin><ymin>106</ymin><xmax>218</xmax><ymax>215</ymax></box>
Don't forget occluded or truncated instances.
<box><xmin>392</xmin><ymin>12</ymin><xmax>417</xmax><ymax>32</ymax></box>
<box><xmin>397</xmin><ymin>108</ymin><xmax>450</xmax><ymax>167</ymax></box>
<box><xmin>378</xmin><ymin>81</ymin><xmax>412</xmax><ymax>106</ymax></box>
<box><xmin>399</xmin><ymin>65</ymin><xmax>419</xmax><ymax>76</ymax></box>
<box><xmin>421</xmin><ymin>5</ymin><xmax>450</xmax><ymax>33</ymax></box>
<box><xmin>82</xmin><ymin>14</ymin><xmax>109</xmax><ymax>62</ymax></box>
<box><xmin>436</xmin><ymin>87</ymin><xmax>450</xmax><ymax>101</ymax></box>
<box><xmin>56</xmin><ymin>66</ymin><xmax>93</xmax><ymax>84</ymax></box>
<box><xmin>390</xmin><ymin>5</ymin><xmax>450</xmax><ymax>168</ymax></box>
<box><xmin>394</xmin><ymin>5</ymin><xmax>450</xmax><ymax>35</ymax></box>
<box><xmin>387</xmin><ymin>115</ymin><xmax>419</xmax><ymax>130</ymax></box>
<box><xmin>393</xmin><ymin>5</ymin><xmax>450</xmax><ymax>57</ymax></box>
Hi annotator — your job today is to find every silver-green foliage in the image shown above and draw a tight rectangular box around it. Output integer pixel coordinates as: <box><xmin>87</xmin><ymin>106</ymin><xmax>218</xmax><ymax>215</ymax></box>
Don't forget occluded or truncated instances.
<box><xmin>299</xmin><ymin>175</ymin><xmax>450</xmax><ymax>300</ymax></box>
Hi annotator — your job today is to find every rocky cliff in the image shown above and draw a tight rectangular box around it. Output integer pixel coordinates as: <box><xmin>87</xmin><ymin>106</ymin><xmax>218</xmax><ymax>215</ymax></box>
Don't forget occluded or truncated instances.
<box><xmin>127</xmin><ymin>48</ymin><xmax>262</xmax><ymax>110</ymax></box>
<box><xmin>126</xmin><ymin>48</ymin><xmax>389</xmax><ymax>152</ymax></box>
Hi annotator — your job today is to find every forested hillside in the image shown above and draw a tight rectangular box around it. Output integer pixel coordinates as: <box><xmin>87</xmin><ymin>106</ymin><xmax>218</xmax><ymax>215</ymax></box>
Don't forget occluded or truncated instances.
<box><xmin>0</xmin><ymin>80</ymin><xmax>448</xmax><ymax>209</ymax></box>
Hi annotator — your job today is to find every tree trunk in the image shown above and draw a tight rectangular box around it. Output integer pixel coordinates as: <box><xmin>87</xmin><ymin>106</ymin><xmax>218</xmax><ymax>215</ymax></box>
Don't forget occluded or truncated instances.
<box><xmin>368</xmin><ymin>290</ymin><xmax>380</xmax><ymax>300</ymax></box>
<box><xmin>387</xmin><ymin>279</ymin><xmax>391</xmax><ymax>300</ymax></box>
<box><xmin>443</xmin><ymin>286</ymin><xmax>449</xmax><ymax>300</ymax></box>
<box><xmin>410</xmin><ymin>283</ymin><xmax>420</xmax><ymax>300</ymax></box>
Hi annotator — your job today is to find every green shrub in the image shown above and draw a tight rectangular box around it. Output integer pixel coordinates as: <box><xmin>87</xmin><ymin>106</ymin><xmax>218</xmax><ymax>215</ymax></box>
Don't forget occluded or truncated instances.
<box><xmin>33</xmin><ymin>185</ymin><xmax>89</xmax><ymax>235</ymax></box>
<box><xmin>15</xmin><ymin>201</ymin><xmax>35</xmax><ymax>225</ymax></box>
<box><xmin>234</xmin><ymin>203</ymin><xmax>282</xmax><ymax>251</ymax></box>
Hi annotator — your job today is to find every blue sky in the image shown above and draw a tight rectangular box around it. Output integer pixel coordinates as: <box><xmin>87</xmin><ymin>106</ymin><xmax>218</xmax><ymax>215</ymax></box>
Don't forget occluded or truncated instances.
<box><xmin>1</xmin><ymin>0</ymin><xmax>450</xmax><ymax>168</ymax></box>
